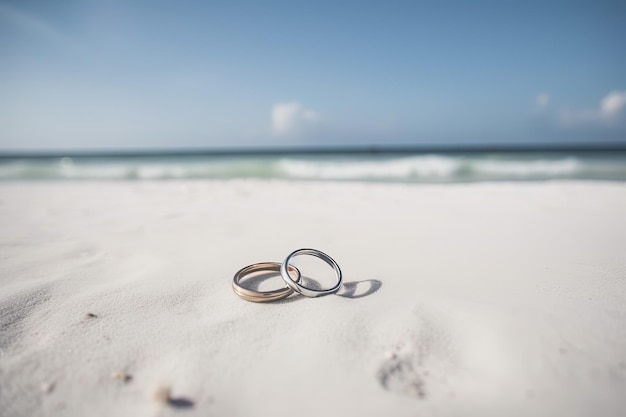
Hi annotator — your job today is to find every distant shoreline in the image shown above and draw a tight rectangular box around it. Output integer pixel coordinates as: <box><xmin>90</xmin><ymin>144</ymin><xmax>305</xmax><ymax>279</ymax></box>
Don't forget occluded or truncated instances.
<box><xmin>2</xmin><ymin>142</ymin><xmax>626</xmax><ymax>159</ymax></box>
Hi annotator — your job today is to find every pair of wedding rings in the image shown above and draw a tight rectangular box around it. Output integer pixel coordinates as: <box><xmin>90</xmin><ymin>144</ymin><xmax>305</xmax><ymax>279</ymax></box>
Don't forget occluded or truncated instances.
<box><xmin>232</xmin><ymin>248</ymin><xmax>343</xmax><ymax>302</ymax></box>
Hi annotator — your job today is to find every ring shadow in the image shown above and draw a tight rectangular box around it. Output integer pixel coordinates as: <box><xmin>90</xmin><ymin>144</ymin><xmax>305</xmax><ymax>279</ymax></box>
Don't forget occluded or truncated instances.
<box><xmin>168</xmin><ymin>397</ymin><xmax>194</xmax><ymax>409</ymax></box>
<box><xmin>238</xmin><ymin>271</ymin><xmax>382</xmax><ymax>303</ymax></box>
<box><xmin>336</xmin><ymin>279</ymin><xmax>382</xmax><ymax>299</ymax></box>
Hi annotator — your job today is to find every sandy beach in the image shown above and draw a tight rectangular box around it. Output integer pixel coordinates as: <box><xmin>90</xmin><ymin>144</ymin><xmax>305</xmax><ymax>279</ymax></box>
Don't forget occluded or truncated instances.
<box><xmin>1</xmin><ymin>180</ymin><xmax>625</xmax><ymax>417</ymax></box>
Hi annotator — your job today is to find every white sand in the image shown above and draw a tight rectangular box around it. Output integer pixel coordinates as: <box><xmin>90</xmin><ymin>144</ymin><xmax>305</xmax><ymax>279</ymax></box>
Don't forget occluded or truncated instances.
<box><xmin>1</xmin><ymin>180</ymin><xmax>626</xmax><ymax>417</ymax></box>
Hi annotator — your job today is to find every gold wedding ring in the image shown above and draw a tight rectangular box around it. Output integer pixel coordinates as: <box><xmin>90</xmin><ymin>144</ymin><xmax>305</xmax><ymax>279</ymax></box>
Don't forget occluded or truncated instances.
<box><xmin>232</xmin><ymin>262</ymin><xmax>301</xmax><ymax>302</ymax></box>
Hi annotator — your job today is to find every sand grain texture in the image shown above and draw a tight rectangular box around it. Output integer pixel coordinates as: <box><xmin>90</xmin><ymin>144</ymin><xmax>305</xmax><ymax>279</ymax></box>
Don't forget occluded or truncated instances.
<box><xmin>1</xmin><ymin>180</ymin><xmax>625</xmax><ymax>417</ymax></box>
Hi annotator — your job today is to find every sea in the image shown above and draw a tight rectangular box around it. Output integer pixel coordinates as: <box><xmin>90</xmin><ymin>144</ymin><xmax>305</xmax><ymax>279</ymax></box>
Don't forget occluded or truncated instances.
<box><xmin>1</xmin><ymin>150</ymin><xmax>626</xmax><ymax>183</ymax></box>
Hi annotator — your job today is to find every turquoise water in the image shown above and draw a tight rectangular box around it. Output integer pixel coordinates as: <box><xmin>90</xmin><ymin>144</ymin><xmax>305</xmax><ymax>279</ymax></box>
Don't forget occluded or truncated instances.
<box><xmin>1</xmin><ymin>152</ymin><xmax>626</xmax><ymax>182</ymax></box>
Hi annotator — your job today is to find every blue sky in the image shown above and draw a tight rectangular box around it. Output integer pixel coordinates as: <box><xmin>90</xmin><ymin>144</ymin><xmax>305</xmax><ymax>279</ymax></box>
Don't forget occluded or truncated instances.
<box><xmin>1</xmin><ymin>0</ymin><xmax>625</xmax><ymax>150</ymax></box>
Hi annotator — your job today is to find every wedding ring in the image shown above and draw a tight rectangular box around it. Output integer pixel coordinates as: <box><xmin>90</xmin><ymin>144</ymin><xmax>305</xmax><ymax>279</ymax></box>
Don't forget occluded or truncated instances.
<box><xmin>232</xmin><ymin>262</ymin><xmax>302</xmax><ymax>302</ymax></box>
<box><xmin>280</xmin><ymin>248</ymin><xmax>343</xmax><ymax>297</ymax></box>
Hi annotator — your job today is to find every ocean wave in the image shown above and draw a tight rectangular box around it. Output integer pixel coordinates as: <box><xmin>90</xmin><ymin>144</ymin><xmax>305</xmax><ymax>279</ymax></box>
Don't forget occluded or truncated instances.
<box><xmin>277</xmin><ymin>156</ymin><xmax>460</xmax><ymax>180</ymax></box>
<box><xmin>1</xmin><ymin>154</ymin><xmax>625</xmax><ymax>182</ymax></box>
<box><xmin>472</xmin><ymin>158</ymin><xmax>582</xmax><ymax>177</ymax></box>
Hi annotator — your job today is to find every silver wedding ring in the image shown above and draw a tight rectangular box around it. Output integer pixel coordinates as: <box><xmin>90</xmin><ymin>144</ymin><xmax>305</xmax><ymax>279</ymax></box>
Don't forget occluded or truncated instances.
<box><xmin>280</xmin><ymin>248</ymin><xmax>343</xmax><ymax>298</ymax></box>
<box><xmin>232</xmin><ymin>248</ymin><xmax>343</xmax><ymax>302</ymax></box>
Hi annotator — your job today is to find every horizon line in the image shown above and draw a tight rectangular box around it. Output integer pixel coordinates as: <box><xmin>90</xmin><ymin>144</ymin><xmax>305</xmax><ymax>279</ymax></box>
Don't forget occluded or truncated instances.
<box><xmin>1</xmin><ymin>142</ymin><xmax>626</xmax><ymax>159</ymax></box>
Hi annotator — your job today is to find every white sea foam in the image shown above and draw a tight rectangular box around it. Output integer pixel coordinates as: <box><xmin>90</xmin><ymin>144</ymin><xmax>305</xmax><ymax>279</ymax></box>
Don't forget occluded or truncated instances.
<box><xmin>472</xmin><ymin>158</ymin><xmax>582</xmax><ymax>177</ymax></box>
<box><xmin>1</xmin><ymin>153</ymin><xmax>625</xmax><ymax>182</ymax></box>
<box><xmin>277</xmin><ymin>156</ymin><xmax>461</xmax><ymax>180</ymax></box>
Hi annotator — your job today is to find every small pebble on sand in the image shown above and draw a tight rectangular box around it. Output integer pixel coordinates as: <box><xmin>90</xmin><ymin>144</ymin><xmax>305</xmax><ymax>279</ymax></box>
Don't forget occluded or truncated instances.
<box><xmin>85</xmin><ymin>312</ymin><xmax>97</xmax><ymax>318</ymax></box>
<box><xmin>111</xmin><ymin>371</ymin><xmax>132</xmax><ymax>383</ymax></box>
<box><xmin>40</xmin><ymin>382</ymin><xmax>55</xmax><ymax>394</ymax></box>
<box><xmin>384</xmin><ymin>351</ymin><xmax>397</xmax><ymax>360</ymax></box>
<box><xmin>152</xmin><ymin>386</ymin><xmax>171</xmax><ymax>404</ymax></box>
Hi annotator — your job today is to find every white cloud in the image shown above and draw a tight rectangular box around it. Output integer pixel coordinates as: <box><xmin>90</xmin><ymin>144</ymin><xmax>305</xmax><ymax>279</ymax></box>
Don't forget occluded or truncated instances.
<box><xmin>536</xmin><ymin>93</ymin><xmax>550</xmax><ymax>109</ymax></box>
<box><xmin>271</xmin><ymin>102</ymin><xmax>320</xmax><ymax>135</ymax></box>
<box><xmin>601</xmin><ymin>91</ymin><xmax>626</xmax><ymax>116</ymax></box>
<box><xmin>559</xmin><ymin>90</ymin><xmax>626</xmax><ymax>127</ymax></box>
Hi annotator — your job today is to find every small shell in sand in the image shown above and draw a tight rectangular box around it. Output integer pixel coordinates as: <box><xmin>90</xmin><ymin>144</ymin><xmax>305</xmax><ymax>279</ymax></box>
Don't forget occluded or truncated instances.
<box><xmin>152</xmin><ymin>385</ymin><xmax>171</xmax><ymax>404</ymax></box>
<box><xmin>111</xmin><ymin>371</ymin><xmax>132</xmax><ymax>383</ymax></box>
<box><xmin>40</xmin><ymin>382</ymin><xmax>55</xmax><ymax>394</ymax></box>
